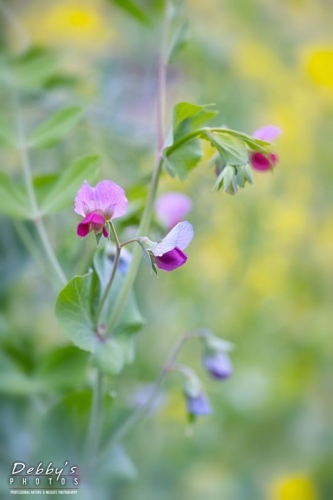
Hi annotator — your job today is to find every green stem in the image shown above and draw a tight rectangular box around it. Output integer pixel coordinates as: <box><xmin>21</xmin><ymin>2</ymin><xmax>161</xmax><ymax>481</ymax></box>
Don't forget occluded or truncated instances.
<box><xmin>12</xmin><ymin>220</ymin><xmax>45</xmax><ymax>272</ymax></box>
<box><xmin>11</xmin><ymin>89</ymin><xmax>67</xmax><ymax>287</ymax></box>
<box><xmin>94</xmin><ymin>220</ymin><xmax>121</xmax><ymax>329</ymax></box>
<box><xmin>105</xmin><ymin>3</ymin><xmax>170</xmax><ymax>334</ymax></box>
<box><xmin>109</xmin><ymin>330</ymin><xmax>206</xmax><ymax>444</ymax></box>
<box><xmin>34</xmin><ymin>217</ymin><xmax>67</xmax><ymax>286</ymax></box>
<box><xmin>166</xmin><ymin>126</ymin><xmax>272</xmax><ymax>157</ymax></box>
<box><xmin>120</xmin><ymin>238</ymin><xmax>139</xmax><ymax>248</ymax></box>
<box><xmin>85</xmin><ymin>370</ymin><xmax>104</xmax><ymax>464</ymax></box>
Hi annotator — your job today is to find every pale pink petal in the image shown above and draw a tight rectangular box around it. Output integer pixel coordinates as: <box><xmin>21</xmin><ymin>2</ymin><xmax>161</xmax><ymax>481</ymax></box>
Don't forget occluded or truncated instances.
<box><xmin>94</xmin><ymin>180</ymin><xmax>128</xmax><ymax>219</ymax></box>
<box><xmin>253</xmin><ymin>125</ymin><xmax>282</xmax><ymax>142</ymax></box>
<box><xmin>152</xmin><ymin>221</ymin><xmax>194</xmax><ymax>256</ymax></box>
<box><xmin>74</xmin><ymin>180</ymin><xmax>96</xmax><ymax>216</ymax></box>
<box><xmin>156</xmin><ymin>192</ymin><xmax>193</xmax><ymax>230</ymax></box>
<box><xmin>74</xmin><ymin>180</ymin><xmax>128</xmax><ymax>220</ymax></box>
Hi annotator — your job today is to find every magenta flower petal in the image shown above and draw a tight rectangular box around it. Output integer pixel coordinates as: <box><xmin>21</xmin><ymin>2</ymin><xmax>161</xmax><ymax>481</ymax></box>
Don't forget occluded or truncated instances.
<box><xmin>253</xmin><ymin>125</ymin><xmax>282</xmax><ymax>142</ymax></box>
<box><xmin>250</xmin><ymin>152</ymin><xmax>278</xmax><ymax>171</ymax></box>
<box><xmin>77</xmin><ymin>212</ymin><xmax>105</xmax><ymax>237</ymax></box>
<box><xmin>155</xmin><ymin>247</ymin><xmax>188</xmax><ymax>271</ymax></box>
<box><xmin>152</xmin><ymin>221</ymin><xmax>194</xmax><ymax>256</ymax></box>
<box><xmin>74</xmin><ymin>180</ymin><xmax>128</xmax><ymax>220</ymax></box>
<box><xmin>156</xmin><ymin>192</ymin><xmax>193</xmax><ymax>230</ymax></box>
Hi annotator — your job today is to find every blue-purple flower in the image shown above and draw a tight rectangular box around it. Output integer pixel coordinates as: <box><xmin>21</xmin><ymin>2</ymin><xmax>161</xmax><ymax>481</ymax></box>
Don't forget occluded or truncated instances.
<box><xmin>186</xmin><ymin>393</ymin><xmax>212</xmax><ymax>416</ymax></box>
<box><xmin>203</xmin><ymin>351</ymin><xmax>233</xmax><ymax>380</ymax></box>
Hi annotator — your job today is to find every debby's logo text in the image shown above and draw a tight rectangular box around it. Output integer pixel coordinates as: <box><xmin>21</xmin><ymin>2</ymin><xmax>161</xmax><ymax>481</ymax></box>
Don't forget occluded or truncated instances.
<box><xmin>9</xmin><ymin>461</ymin><xmax>79</xmax><ymax>491</ymax></box>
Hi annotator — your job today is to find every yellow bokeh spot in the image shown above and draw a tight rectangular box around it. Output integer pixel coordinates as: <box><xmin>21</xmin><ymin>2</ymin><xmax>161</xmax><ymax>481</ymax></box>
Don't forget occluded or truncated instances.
<box><xmin>68</xmin><ymin>10</ymin><xmax>95</xmax><ymax>28</ymax></box>
<box><xmin>271</xmin><ymin>474</ymin><xmax>317</xmax><ymax>500</ymax></box>
<box><xmin>22</xmin><ymin>1</ymin><xmax>114</xmax><ymax>49</ymax></box>
<box><xmin>307</xmin><ymin>48</ymin><xmax>333</xmax><ymax>87</ymax></box>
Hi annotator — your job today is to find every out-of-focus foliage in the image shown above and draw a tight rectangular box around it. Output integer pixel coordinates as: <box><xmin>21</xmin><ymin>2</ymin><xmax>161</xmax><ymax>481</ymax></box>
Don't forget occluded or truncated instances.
<box><xmin>1</xmin><ymin>0</ymin><xmax>333</xmax><ymax>499</ymax></box>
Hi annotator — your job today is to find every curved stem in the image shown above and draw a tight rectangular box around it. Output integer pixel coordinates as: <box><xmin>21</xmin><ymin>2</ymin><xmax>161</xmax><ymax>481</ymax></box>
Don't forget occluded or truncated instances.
<box><xmin>109</xmin><ymin>330</ymin><xmax>208</xmax><ymax>444</ymax></box>
<box><xmin>94</xmin><ymin>221</ymin><xmax>121</xmax><ymax>329</ymax></box>
<box><xmin>120</xmin><ymin>237</ymin><xmax>139</xmax><ymax>248</ymax></box>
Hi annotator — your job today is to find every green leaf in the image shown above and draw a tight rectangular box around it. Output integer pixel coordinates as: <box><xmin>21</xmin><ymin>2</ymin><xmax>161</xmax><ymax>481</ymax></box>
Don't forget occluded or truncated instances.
<box><xmin>0</xmin><ymin>351</ymin><xmax>45</xmax><ymax>395</ymax></box>
<box><xmin>33</xmin><ymin>173</ymin><xmax>59</xmax><ymax>206</ymax></box>
<box><xmin>110</xmin><ymin>0</ymin><xmax>150</xmax><ymax>25</ymax></box>
<box><xmin>205</xmin><ymin>131</ymin><xmax>249</xmax><ymax>166</ymax></box>
<box><xmin>44</xmin><ymin>389</ymin><xmax>113</xmax><ymax>453</ymax></box>
<box><xmin>12</xmin><ymin>46</ymin><xmax>58</xmax><ymax>89</ymax></box>
<box><xmin>167</xmin><ymin>20</ymin><xmax>189</xmax><ymax>64</ymax></box>
<box><xmin>90</xmin><ymin>340</ymin><xmax>125</xmax><ymax>375</ymax></box>
<box><xmin>0</xmin><ymin>172</ymin><xmax>31</xmax><ymax>219</ymax></box>
<box><xmin>39</xmin><ymin>155</ymin><xmax>100</xmax><ymax>214</ymax></box>
<box><xmin>224</xmin><ymin>129</ymin><xmax>273</xmax><ymax>155</ymax></box>
<box><xmin>243</xmin><ymin>163</ymin><xmax>254</xmax><ymax>184</ymax></box>
<box><xmin>55</xmin><ymin>271</ymin><xmax>101</xmax><ymax>353</ymax></box>
<box><xmin>28</xmin><ymin>106</ymin><xmax>84</xmax><ymax>149</ymax></box>
<box><xmin>34</xmin><ymin>345</ymin><xmax>89</xmax><ymax>391</ymax></box>
<box><xmin>172</xmin><ymin>101</ymin><xmax>218</xmax><ymax>141</ymax></box>
<box><xmin>105</xmin><ymin>444</ymin><xmax>137</xmax><ymax>479</ymax></box>
<box><xmin>56</xmin><ymin>247</ymin><xmax>144</xmax><ymax>354</ymax></box>
<box><xmin>93</xmin><ymin>245</ymin><xmax>145</xmax><ymax>336</ymax></box>
<box><xmin>164</xmin><ymin>138</ymin><xmax>202</xmax><ymax>180</ymax></box>
<box><xmin>116</xmin><ymin>335</ymin><xmax>136</xmax><ymax>363</ymax></box>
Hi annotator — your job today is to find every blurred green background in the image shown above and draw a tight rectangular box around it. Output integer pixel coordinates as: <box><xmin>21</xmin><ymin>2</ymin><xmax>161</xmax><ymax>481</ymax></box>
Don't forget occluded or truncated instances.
<box><xmin>1</xmin><ymin>0</ymin><xmax>333</xmax><ymax>499</ymax></box>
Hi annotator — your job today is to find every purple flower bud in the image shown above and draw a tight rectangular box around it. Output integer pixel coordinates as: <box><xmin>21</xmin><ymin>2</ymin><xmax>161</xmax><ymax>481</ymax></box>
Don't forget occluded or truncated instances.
<box><xmin>250</xmin><ymin>125</ymin><xmax>281</xmax><ymax>172</ymax></box>
<box><xmin>154</xmin><ymin>247</ymin><xmax>187</xmax><ymax>271</ymax></box>
<box><xmin>186</xmin><ymin>393</ymin><xmax>212</xmax><ymax>416</ymax></box>
<box><xmin>75</xmin><ymin>180</ymin><xmax>128</xmax><ymax>238</ymax></box>
<box><xmin>203</xmin><ymin>351</ymin><xmax>233</xmax><ymax>380</ymax></box>
<box><xmin>155</xmin><ymin>192</ymin><xmax>193</xmax><ymax>230</ymax></box>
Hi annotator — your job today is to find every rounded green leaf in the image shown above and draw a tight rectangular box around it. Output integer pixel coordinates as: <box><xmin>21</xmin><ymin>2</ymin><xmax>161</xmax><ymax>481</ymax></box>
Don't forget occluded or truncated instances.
<box><xmin>90</xmin><ymin>340</ymin><xmax>124</xmax><ymax>375</ymax></box>
<box><xmin>55</xmin><ymin>272</ymin><xmax>101</xmax><ymax>353</ymax></box>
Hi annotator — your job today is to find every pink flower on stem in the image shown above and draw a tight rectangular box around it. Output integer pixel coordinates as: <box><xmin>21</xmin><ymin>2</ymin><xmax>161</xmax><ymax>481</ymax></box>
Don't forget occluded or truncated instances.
<box><xmin>250</xmin><ymin>125</ymin><xmax>282</xmax><ymax>172</ymax></box>
<box><xmin>150</xmin><ymin>221</ymin><xmax>194</xmax><ymax>272</ymax></box>
<box><xmin>74</xmin><ymin>180</ymin><xmax>128</xmax><ymax>238</ymax></box>
<box><xmin>155</xmin><ymin>192</ymin><xmax>193</xmax><ymax>230</ymax></box>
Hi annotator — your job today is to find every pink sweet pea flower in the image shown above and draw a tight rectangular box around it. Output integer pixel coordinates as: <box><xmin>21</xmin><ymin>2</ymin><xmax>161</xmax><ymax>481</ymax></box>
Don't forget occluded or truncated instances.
<box><xmin>151</xmin><ymin>221</ymin><xmax>194</xmax><ymax>272</ymax></box>
<box><xmin>74</xmin><ymin>180</ymin><xmax>128</xmax><ymax>238</ymax></box>
<box><xmin>155</xmin><ymin>192</ymin><xmax>193</xmax><ymax>230</ymax></box>
<box><xmin>250</xmin><ymin>125</ymin><xmax>282</xmax><ymax>172</ymax></box>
